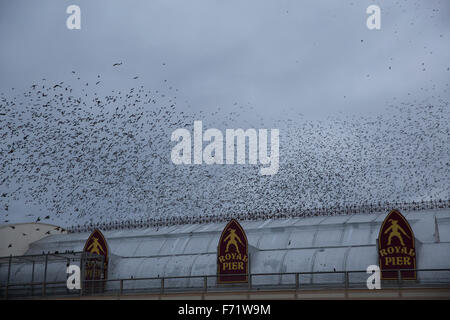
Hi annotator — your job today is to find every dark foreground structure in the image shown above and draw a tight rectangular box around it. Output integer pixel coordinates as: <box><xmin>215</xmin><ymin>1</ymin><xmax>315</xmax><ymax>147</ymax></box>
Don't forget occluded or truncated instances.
<box><xmin>1</xmin><ymin>207</ymin><xmax>450</xmax><ymax>299</ymax></box>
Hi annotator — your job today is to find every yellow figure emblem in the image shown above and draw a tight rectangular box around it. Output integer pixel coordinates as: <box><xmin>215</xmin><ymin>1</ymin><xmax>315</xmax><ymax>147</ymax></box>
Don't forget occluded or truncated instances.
<box><xmin>384</xmin><ymin>219</ymin><xmax>410</xmax><ymax>246</ymax></box>
<box><xmin>224</xmin><ymin>228</ymin><xmax>244</xmax><ymax>254</ymax></box>
<box><xmin>86</xmin><ymin>237</ymin><xmax>105</xmax><ymax>255</ymax></box>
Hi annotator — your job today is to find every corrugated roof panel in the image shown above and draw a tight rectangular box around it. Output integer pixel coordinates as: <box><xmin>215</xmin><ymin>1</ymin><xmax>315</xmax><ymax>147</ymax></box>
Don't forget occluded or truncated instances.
<box><xmin>319</xmin><ymin>215</ymin><xmax>352</xmax><ymax>225</ymax></box>
<box><xmin>183</xmin><ymin>235</ymin><xmax>212</xmax><ymax>254</ymax></box>
<box><xmin>312</xmin><ymin>248</ymin><xmax>348</xmax><ymax>284</ymax></box>
<box><xmin>293</xmin><ymin>216</ymin><xmax>327</xmax><ymax>226</ymax></box>
<box><xmin>246</xmin><ymin>232</ymin><xmax>261</xmax><ymax>248</ymax></box>
<box><xmin>164</xmin><ymin>255</ymin><xmax>199</xmax><ymax>288</ymax></box>
<box><xmin>341</xmin><ymin>224</ymin><xmax>373</xmax><ymax>246</ymax></box>
<box><xmin>257</xmin><ymin>230</ymin><xmax>290</xmax><ymax>250</ymax></box>
<box><xmin>437</xmin><ymin>218</ymin><xmax>450</xmax><ymax>242</ymax></box>
<box><xmin>251</xmin><ymin>250</ymin><xmax>286</xmax><ymax>286</ymax></box>
<box><xmin>313</xmin><ymin>226</ymin><xmax>344</xmax><ymax>247</ymax></box>
<box><xmin>282</xmin><ymin>248</ymin><xmax>316</xmax><ymax>284</ymax></box>
<box><xmin>416</xmin><ymin>243</ymin><xmax>450</xmax><ymax>283</ymax></box>
<box><xmin>133</xmin><ymin>238</ymin><xmax>167</xmax><ymax>256</ymax></box>
<box><xmin>287</xmin><ymin>229</ymin><xmax>316</xmax><ymax>248</ymax></box>
<box><xmin>346</xmin><ymin>213</ymin><xmax>381</xmax><ymax>223</ymax></box>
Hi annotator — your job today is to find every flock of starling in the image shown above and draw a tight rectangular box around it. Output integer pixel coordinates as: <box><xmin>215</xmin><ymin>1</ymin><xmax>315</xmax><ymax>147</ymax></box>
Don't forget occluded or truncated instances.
<box><xmin>0</xmin><ymin>67</ymin><xmax>449</xmax><ymax>231</ymax></box>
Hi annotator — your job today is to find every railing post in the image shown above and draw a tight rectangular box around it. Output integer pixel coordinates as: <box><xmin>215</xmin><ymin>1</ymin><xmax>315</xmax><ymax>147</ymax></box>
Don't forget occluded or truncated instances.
<box><xmin>295</xmin><ymin>273</ymin><xmax>299</xmax><ymax>289</ymax></box>
<box><xmin>31</xmin><ymin>260</ymin><xmax>35</xmax><ymax>296</ymax></box>
<box><xmin>42</xmin><ymin>253</ymin><xmax>48</xmax><ymax>297</ymax></box>
<box><xmin>345</xmin><ymin>271</ymin><xmax>349</xmax><ymax>299</ymax></box>
<box><xmin>161</xmin><ymin>277</ymin><xmax>164</xmax><ymax>294</ymax></box>
<box><xmin>120</xmin><ymin>279</ymin><xmax>123</xmax><ymax>295</ymax></box>
<box><xmin>203</xmin><ymin>276</ymin><xmax>207</xmax><ymax>292</ymax></box>
<box><xmin>248</xmin><ymin>273</ymin><xmax>252</xmax><ymax>290</ymax></box>
<box><xmin>79</xmin><ymin>255</ymin><xmax>83</xmax><ymax>297</ymax></box>
<box><xmin>92</xmin><ymin>261</ymin><xmax>97</xmax><ymax>295</ymax></box>
<box><xmin>5</xmin><ymin>255</ymin><xmax>12</xmax><ymax>300</ymax></box>
<box><xmin>397</xmin><ymin>269</ymin><xmax>402</xmax><ymax>298</ymax></box>
<box><xmin>216</xmin><ymin>274</ymin><xmax>219</xmax><ymax>290</ymax></box>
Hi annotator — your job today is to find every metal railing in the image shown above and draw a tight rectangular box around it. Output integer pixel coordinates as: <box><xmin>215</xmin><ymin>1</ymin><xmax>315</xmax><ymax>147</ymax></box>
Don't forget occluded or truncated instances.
<box><xmin>2</xmin><ymin>268</ymin><xmax>450</xmax><ymax>299</ymax></box>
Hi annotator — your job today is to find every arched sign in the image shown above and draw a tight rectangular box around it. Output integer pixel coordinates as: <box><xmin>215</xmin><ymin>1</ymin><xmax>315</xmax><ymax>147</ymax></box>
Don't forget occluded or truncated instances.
<box><xmin>378</xmin><ymin>210</ymin><xmax>416</xmax><ymax>280</ymax></box>
<box><xmin>83</xmin><ymin>229</ymin><xmax>109</xmax><ymax>292</ymax></box>
<box><xmin>217</xmin><ymin>219</ymin><xmax>248</xmax><ymax>283</ymax></box>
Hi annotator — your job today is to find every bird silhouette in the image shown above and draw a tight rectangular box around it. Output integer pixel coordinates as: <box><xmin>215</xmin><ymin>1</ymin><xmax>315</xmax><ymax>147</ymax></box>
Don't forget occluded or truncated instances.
<box><xmin>0</xmin><ymin>68</ymin><xmax>448</xmax><ymax>232</ymax></box>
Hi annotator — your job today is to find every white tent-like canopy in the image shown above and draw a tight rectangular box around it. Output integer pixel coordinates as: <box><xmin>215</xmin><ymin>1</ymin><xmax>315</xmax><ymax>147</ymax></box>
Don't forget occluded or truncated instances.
<box><xmin>1</xmin><ymin>208</ymin><xmax>450</xmax><ymax>293</ymax></box>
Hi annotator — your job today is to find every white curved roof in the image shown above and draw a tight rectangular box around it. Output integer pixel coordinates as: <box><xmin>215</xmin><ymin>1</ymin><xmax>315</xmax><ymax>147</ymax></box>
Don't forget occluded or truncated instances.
<box><xmin>2</xmin><ymin>209</ymin><xmax>450</xmax><ymax>289</ymax></box>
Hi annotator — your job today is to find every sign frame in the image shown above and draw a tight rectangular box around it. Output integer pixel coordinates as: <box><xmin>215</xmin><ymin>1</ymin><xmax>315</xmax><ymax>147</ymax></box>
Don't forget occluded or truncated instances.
<box><xmin>217</xmin><ymin>219</ymin><xmax>249</xmax><ymax>284</ymax></box>
<box><xmin>82</xmin><ymin>228</ymin><xmax>109</xmax><ymax>292</ymax></box>
<box><xmin>377</xmin><ymin>209</ymin><xmax>417</xmax><ymax>280</ymax></box>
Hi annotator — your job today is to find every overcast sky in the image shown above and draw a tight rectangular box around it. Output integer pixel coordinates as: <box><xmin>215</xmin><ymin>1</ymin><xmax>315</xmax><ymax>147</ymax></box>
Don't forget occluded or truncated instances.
<box><xmin>1</xmin><ymin>0</ymin><xmax>449</xmax><ymax>119</ymax></box>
